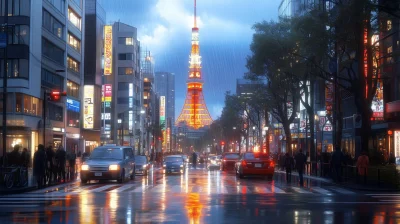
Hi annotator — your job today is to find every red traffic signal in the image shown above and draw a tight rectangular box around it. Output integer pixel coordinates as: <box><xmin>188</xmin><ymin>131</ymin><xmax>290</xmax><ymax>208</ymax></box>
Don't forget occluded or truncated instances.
<box><xmin>48</xmin><ymin>91</ymin><xmax>66</xmax><ymax>101</ymax></box>
<box><xmin>221</xmin><ymin>141</ymin><xmax>225</xmax><ymax>146</ymax></box>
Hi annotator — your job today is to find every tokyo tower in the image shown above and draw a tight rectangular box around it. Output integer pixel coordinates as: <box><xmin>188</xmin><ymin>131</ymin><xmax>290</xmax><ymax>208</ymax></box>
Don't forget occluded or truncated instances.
<box><xmin>176</xmin><ymin>0</ymin><xmax>213</xmax><ymax>129</ymax></box>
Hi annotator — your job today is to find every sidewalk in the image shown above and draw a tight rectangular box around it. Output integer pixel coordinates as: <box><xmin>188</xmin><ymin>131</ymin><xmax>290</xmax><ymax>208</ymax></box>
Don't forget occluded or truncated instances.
<box><xmin>275</xmin><ymin>170</ymin><xmax>399</xmax><ymax>192</ymax></box>
<box><xmin>0</xmin><ymin>168</ymin><xmax>78</xmax><ymax>195</ymax></box>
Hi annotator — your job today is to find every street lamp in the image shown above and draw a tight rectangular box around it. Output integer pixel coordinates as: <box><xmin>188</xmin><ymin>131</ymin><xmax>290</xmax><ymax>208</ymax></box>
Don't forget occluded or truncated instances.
<box><xmin>252</xmin><ymin>126</ymin><xmax>256</xmax><ymax>151</ymax></box>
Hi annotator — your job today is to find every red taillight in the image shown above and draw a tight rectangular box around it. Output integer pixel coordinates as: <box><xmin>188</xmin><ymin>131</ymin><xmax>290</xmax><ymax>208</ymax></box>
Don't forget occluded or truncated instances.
<box><xmin>270</xmin><ymin>161</ymin><xmax>275</xmax><ymax>167</ymax></box>
<box><xmin>241</xmin><ymin>160</ymin><xmax>247</xmax><ymax>166</ymax></box>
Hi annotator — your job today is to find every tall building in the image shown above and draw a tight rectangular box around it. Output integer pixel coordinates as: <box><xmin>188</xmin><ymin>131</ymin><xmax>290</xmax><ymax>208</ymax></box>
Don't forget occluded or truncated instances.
<box><xmin>141</xmin><ymin>50</ymin><xmax>155</xmax><ymax>154</ymax></box>
<box><xmin>83</xmin><ymin>0</ymin><xmax>106</xmax><ymax>152</ymax></box>
<box><xmin>154</xmin><ymin>72</ymin><xmax>175</xmax><ymax>125</ymax></box>
<box><xmin>176</xmin><ymin>0</ymin><xmax>213</xmax><ymax>129</ymax></box>
<box><xmin>278</xmin><ymin>0</ymin><xmax>325</xmax><ymax>18</ymax></box>
<box><xmin>0</xmin><ymin>0</ymin><xmax>85</xmax><ymax>160</ymax></box>
<box><xmin>106</xmin><ymin>22</ymin><xmax>142</xmax><ymax>150</ymax></box>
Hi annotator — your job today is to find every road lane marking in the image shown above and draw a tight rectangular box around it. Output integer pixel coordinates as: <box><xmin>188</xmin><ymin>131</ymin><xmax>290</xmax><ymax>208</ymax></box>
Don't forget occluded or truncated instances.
<box><xmin>292</xmin><ymin>187</ymin><xmax>312</xmax><ymax>194</ymax></box>
<box><xmin>131</xmin><ymin>185</ymin><xmax>151</xmax><ymax>192</ymax></box>
<box><xmin>329</xmin><ymin>187</ymin><xmax>355</xmax><ymax>195</ymax></box>
<box><xmin>91</xmin><ymin>184</ymin><xmax>118</xmax><ymax>192</ymax></box>
<box><xmin>236</xmin><ymin>186</ymin><xmax>252</xmax><ymax>194</ymax></box>
<box><xmin>110</xmin><ymin>184</ymin><xmax>137</xmax><ymax>192</ymax></box>
<box><xmin>150</xmin><ymin>185</ymin><xmax>165</xmax><ymax>192</ymax></box>
<box><xmin>311</xmin><ymin>187</ymin><xmax>332</xmax><ymax>195</ymax></box>
<box><xmin>253</xmin><ymin>186</ymin><xmax>271</xmax><ymax>194</ymax></box>
<box><xmin>71</xmin><ymin>185</ymin><xmax>96</xmax><ymax>192</ymax></box>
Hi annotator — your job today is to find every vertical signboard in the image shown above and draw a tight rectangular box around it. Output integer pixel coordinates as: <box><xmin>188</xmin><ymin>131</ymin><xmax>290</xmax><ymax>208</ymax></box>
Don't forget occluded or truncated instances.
<box><xmin>129</xmin><ymin>111</ymin><xmax>133</xmax><ymax>133</ymax></box>
<box><xmin>325</xmin><ymin>82</ymin><xmax>334</xmax><ymax>115</ymax></box>
<box><xmin>371</xmin><ymin>35</ymin><xmax>384</xmax><ymax>120</ymax></box>
<box><xmin>102</xmin><ymin>84</ymin><xmax>112</xmax><ymax>102</ymax></box>
<box><xmin>160</xmin><ymin>96</ymin><xmax>166</xmax><ymax>128</ymax></box>
<box><xmin>83</xmin><ymin>85</ymin><xmax>94</xmax><ymax>129</ymax></box>
<box><xmin>395</xmin><ymin>131</ymin><xmax>400</xmax><ymax>159</ymax></box>
<box><xmin>104</xmin><ymin>25</ymin><xmax>113</xmax><ymax>75</ymax></box>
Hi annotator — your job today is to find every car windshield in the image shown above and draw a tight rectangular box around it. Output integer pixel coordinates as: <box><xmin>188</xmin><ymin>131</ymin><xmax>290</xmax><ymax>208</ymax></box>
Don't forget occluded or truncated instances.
<box><xmin>224</xmin><ymin>154</ymin><xmax>240</xmax><ymax>159</ymax></box>
<box><xmin>135</xmin><ymin>156</ymin><xmax>147</xmax><ymax>163</ymax></box>
<box><xmin>210</xmin><ymin>156</ymin><xmax>217</xmax><ymax>160</ymax></box>
<box><xmin>165</xmin><ymin>157</ymin><xmax>183</xmax><ymax>162</ymax></box>
<box><xmin>90</xmin><ymin>148</ymin><xmax>123</xmax><ymax>160</ymax></box>
<box><xmin>244</xmin><ymin>153</ymin><xmax>270</xmax><ymax>160</ymax></box>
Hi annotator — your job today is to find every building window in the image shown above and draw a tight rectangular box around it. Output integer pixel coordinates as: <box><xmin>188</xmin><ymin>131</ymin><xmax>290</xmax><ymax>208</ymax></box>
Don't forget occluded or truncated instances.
<box><xmin>117</xmin><ymin>97</ymin><xmax>129</xmax><ymax>104</ymax></box>
<box><xmin>41</xmin><ymin>69</ymin><xmax>64</xmax><ymax>91</ymax></box>
<box><xmin>387</xmin><ymin>20</ymin><xmax>392</xmax><ymax>31</ymax></box>
<box><xmin>23</xmin><ymin>94</ymin><xmax>41</xmax><ymax>116</ymax></box>
<box><xmin>118</xmin><ymin>82</ymin><xmax>130</xmax><ymax>91</ymax></box>
<box><xmin>42</xmin><ymin>38</ymin><xmax>65</xmax><ymax>65</ymax></box>
<box><xmin>118</xmin><ymin>37</ymin><xmax>133</xmax><ymax>45</ymax></box>
<box><xmin>67</xmin><ymin>80</ymin><xmax>79</xmax><ymax>98</ymax></box>
<box><xmin>48</xmin><ymin>103</ymin><xmax>63</xmax><ymax>121</ymax></box>
<box><xmin>0</xmin><ymin>0</ymin><xmax>30</xmax><ymax>16</ymax></box>
<box><xmin>67</xmin><ymin>110</ymin><xmax>80</xmax><ymax>127</ymax></box>
<box><xmin>387</xmin><ymin>46</ymin><xmax>393</xmax><ymax>63</ymax></box>
<box><xmin>68</xmin><ymin>33</ymin><xmax>80</xmax><ymax>51</ymax></box>
<box><xmin>0</xmin><ymin>59</ymin><xmax>29</xmax><ymax>79</ymax></box>
<box><xmin>8</xmin><ymin>25</ymin><xmax>29</xmax><ymax>45</ymax></box>
<box><xmin>0</xmin><ymin>93</ymin><xmax>13</xmax><ymax>113</ymax></box>
<box><xmin>118</xmin><ymin>53</ymin><xmax>134</xmax><ymax>61</ymax></box>
<box><xmin>71</xmin><ymin>0</ymin><xmax>81</xmax><ymax>8</ymax></box>
<box><xmin>45</xmin><ymin>0</ymin><xmax>65</xmax><ymax>14</ymax></box>
<box><xmin>67</xmin><ymin>56</ymin><xmax>80</xmax><ymax>73</ymax></box>
<box><xmin>118</xmin><ymin>67</ymin><xmax>133</xmax><ymax>75</ymax></box>
<box><xmin>68</xmin><ymin>7</ymin><xmax>81</xmax><ymax>30</ymax></box>
<box><xmin>43</xmin><ymin>10</ymin><xmax>64</xmax><ymax>40</ymax></box>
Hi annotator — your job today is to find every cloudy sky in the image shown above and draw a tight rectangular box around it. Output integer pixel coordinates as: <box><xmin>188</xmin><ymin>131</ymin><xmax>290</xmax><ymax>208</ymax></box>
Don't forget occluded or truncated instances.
<box><xmin>99</xmin><ymin>0</ymin><xmax>281</xmax><ymax>119</ymax></box>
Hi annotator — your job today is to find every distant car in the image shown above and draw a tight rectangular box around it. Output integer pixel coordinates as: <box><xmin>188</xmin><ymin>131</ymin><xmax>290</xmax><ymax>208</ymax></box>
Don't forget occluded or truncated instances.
<box><xmin>135</xmin><ymin>155</ymin><xmax>150</xmax><ymax>175</ymax></box>
<box><xmin>163</xmin><ymin>155</ymin><xmax>185</xmax><ymax>174</ymax></box>
<box><xmin>220</xmin><ymin>153</ymin><xmax>240</xmax><ymax>171</ymax></box>
<box><xmin>235</xmin><ymin>152</ymin><xmax>275</xmax><ymax>179</ymax></box>
<box><xmin>80</xmin><ymin>146</ymin><xmax>136</xmax><ymax>184</ymax></box>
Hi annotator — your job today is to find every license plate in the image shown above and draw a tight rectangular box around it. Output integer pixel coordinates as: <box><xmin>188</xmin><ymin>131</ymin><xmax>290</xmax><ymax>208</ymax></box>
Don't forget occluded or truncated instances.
<box><xmin>255</xmin><ymin>164</ymin><xmax>262</xmax><ymax>168</ymax></box>
<box><xmin>95</xmin><ymin>172</ymin><xmax>102</xmax><ymax>176</ymax></box>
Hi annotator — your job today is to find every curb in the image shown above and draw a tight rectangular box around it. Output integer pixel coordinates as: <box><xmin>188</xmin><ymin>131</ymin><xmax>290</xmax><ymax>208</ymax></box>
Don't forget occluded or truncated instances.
<box><xmin>275</xmin><ymin>170</ymin><xmax>399</xmax><ymax>192</ymax></box>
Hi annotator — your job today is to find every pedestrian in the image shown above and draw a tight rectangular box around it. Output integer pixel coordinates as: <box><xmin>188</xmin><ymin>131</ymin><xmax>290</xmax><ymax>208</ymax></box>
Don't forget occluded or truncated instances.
<box><xmin>192</xmin><ymin>151</ymin><xmax>198</xmax><ymax>169</ymax></box>
<box><xmin>46</xmin><ymin>145</ymin><xmax>55</xmax><ymax>183</ymax></box>
<box><xmin>55</xmin><ymin>145</ymin><xmax>66</xmax><ymax>182</ymax></box>
<box><xmin>8</xmin><ymin>144</ymin><xmax>21</xmax><ymax>166</ymax></box>
<box><xmin>21</xmin><ymin>148</ymin><xmax>29</xmax><ymax>168</ymax></box>
<box><xmin>356</xmin><ymin>150</ymin><xmax>369</xmax><ymax>179</ymax></box>
<box><xmin>33</xmin><ymin>144</ymin><xmax>46</xmax><ymax>189</ymax></box>
<box><xmin>284</xmin><ymin>152</ymin><xmax>294</xmax><ymax>183</ymax></box>
<box><xmin>295</xmin><ymin>149</ymin><xmax>307</xmax><ymax>186</ymax></box>
<box><xmin>330</xmin><ymin>146</ymin><xmax>344</xmax><ymax>182</ymax></box>
<box><xmin>67</xmin><ymin>148</ymin><xmax>77</xmax><ymax>180</ymax></box>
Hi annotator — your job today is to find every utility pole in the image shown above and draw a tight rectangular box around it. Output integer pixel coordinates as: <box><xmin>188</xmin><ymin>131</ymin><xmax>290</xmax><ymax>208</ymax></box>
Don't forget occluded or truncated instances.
<box><xmin>2</xmin><ymin>0</ymin><xmax>8</xmax><ymax>166</ymax></box>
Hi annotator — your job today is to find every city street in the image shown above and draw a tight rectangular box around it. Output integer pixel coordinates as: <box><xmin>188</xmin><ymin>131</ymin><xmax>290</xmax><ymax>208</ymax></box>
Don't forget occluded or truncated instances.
<box><xmin>0</xmin><ymin>165</ymin><xmax>399</xmax><ymax>223</ymax></box>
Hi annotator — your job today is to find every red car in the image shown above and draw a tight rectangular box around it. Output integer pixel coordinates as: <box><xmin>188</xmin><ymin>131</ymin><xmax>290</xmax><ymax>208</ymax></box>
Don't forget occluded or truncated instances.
<box><xmin>235</xmin><ymin>152</ymin><xmax>275</xmax><ymax>180</ymax></box>
<box><xmin>220</xmin><ymin>153</ymin><xmax>240</xmax><ymax>171</ymax></box>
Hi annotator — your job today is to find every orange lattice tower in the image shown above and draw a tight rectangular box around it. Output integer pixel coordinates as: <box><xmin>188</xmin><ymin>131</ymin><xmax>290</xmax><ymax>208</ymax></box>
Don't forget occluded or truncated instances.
<box><xmin>176</xmin><ymin>0</ymin><xmax>213</xmax><ymax>129</ymax></box>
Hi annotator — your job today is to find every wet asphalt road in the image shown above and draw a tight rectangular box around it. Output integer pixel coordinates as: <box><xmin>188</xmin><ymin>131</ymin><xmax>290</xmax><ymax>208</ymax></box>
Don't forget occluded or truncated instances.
<box><xmin>0</xmin><ymin>164</ymin><xmax>399</xmax><ymax>223</ymax></box>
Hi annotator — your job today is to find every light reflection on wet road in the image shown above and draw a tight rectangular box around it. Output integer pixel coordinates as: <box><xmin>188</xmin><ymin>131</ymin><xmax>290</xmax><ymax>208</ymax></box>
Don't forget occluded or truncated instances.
<box><xmin>0</xmin><ymin>165</ymin><xmax>400</xmax><ymax>223</ymax></box>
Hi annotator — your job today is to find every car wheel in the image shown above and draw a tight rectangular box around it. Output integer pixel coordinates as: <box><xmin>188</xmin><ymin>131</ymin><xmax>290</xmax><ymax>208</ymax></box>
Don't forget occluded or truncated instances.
<box><xmin>118</xmin><ymin>170</ymin><xmax>125</xmax><ymax>183</ymax></box>
<box><xmin>81</xmin><ymin>179</ymin><xmax>88</xmax><ymax>184</ymax></box>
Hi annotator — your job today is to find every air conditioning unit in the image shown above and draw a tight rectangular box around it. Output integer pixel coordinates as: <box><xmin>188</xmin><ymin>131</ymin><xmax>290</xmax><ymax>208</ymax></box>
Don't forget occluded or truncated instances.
<box><xmin>353</xmin><ymin>114</ymin><xmax>362</xmax><ymax>128</ymax></box>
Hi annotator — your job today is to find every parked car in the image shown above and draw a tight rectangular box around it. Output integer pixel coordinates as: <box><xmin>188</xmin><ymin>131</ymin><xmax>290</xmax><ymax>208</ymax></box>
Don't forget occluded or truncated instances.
<box><xmin>163</xmin><ymin>155</ymin><xmax>185</xmax><ymax>174</ymax></box>
<box><xmin>135</xmin><ymin>155</ymin><xmax>150</xmax><ymax>175</ymax></box>
<box><xmin>235</xmin><ymin>152</ymin><xmax>275</xmax><ymax>180</ymax></box>
<box><xmin>80</xmin><ymin>146</ymin><xmax>136</xmax><ymax>184</ymax></box>
<box><xmin>220</xmin><ymin>153</ymin><xmax>240</xmax><ymax>171</ymax></box>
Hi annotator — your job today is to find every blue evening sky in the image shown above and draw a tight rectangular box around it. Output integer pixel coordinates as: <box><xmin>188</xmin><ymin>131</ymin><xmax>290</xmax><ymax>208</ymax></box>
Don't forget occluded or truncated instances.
<box><xmin>99</xmin><ymin>0</ymin><xmax>281</xmax><ymax>119</ymax></box>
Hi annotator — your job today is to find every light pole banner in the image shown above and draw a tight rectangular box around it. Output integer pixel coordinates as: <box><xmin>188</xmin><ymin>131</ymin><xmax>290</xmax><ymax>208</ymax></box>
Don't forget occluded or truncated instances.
<box><xmin>104</xmin><ymin>25</ymin><xmax>113</xmax><ymax>75</ymax></box>
<box><xmin>83</xmin><ymin>85</ymin><xmax>94</xmax><ymax>129</ymax></box>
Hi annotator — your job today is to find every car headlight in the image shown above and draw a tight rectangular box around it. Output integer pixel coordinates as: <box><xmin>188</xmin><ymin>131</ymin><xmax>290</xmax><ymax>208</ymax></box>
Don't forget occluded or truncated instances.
<box><xmin>143</xmin><ymin>165</ymin><xmax>147</xmax><ymax>168</ymax></box>
<box><xmin>163</xmin><ymin>164</ymin><xmax>166</xmax><ymax>167</ymax></box>
<box><xmin>109</xmin><ymin>164</ymin><xmax>120</xmax><ymax>171</ymax></box>
<box><xmin>81</xmin><ymin>164</ymin><xmax>89</xmax><ymax>171</ymax></box>
<box><xmin>180</xmin><ymin>164</ymin><xmax>183</xmax><ymax>167</ymax></box>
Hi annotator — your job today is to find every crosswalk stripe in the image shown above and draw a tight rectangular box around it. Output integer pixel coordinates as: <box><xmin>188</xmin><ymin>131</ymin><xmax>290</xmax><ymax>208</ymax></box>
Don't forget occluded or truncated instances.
<box><xmin>292</xmin><ymin>187</ymin><xmax>312</xmax><ymax>194</ymax></box>
<box><xmin>0</xmin><ymin>205</ymin><xmax>39</xmax><ymax>208</ymax></box>
<box><xmin>329</xmin><ymin>187</ymin><xmax>355</xmax><ymax>194</ymax></box>
<box><xmin>311</xmin><ymin>187</ymin><xmax>332</xmax><ymax>195</ymax></box>
<box><xmin>237</xmin><ymin>186</ymin><xmax>252</xmax><ymax>194</ymax></box>
<box><xmin>0</xmin><ymin>197</ymin><xmax>69</xmax><ymax>201</ymax></box>
<box><xmin>110</xmin><ymin>184</ymin><xmax>136</xmax><ymax>192</ymax></box>
<box><xmin>253</xmin><ymin>186</ymin><xmax>271</xmax><ymax>194</ymax></box>
<box><xmin>71</xmin><ymin>185</ymin><xmax>96</xmax><ymax>192</ymax></box>
<box><xmin>91</xmin><ymin>184</ymin><xmax>118</xmax><ymax>192</ymax></box>
<box><xmin>150</xmin><ymin>185</ymin><xmax>165</xmax><ymax>192</ymax></box>
<box><xmin>270</xmin><ymin>186</ymin><xmax>285</xmax><ymax>193</ymax></box>
<box><xmin>131</xmin><ymin>185</ymin><xmax>151</xmax><ymax>192</ymax></box>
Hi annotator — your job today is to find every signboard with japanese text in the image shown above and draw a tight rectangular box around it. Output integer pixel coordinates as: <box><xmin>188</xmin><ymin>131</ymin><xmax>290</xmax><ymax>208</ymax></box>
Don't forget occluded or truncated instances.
<box><xmin>101</xmin><ymin>84</ymin><xmax>112</xmax><ymax>102</ymax></box>
<box><xmin>160</xmin><ymin>96</ymin><xmax>166</xmax><ymax>129</ymax></box>
<box><xmin>66</xmin><ymin>98</ymin><xmax>80</xmax><ymax>113</ymax></box>
<box><xmin>101</xmin><ymin>113</ymin><xmax>111</xmax><ymax>120</ymax></box>
<box><xmin>83</xmin><ymin>85</ymin><xmax>94</xmax><ymax>129</ymax></box>
<box><xmin>104</xmin><ymin>26</ymin><xmax>113</xmax><ymax>75</ymax></box>
<box><xmin>395</xmin><ymin>131</ymin><xmax>400</xmax><ymax>158</ymax></box>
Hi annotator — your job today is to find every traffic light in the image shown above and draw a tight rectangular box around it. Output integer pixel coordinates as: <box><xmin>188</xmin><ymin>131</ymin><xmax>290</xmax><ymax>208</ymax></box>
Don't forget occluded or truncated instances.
<box><xmin>221</xmin><ymin>141</ymin><xmax>225</xmax><ymax>146</ymax></box>
<box><xmin>47</xmin><ymin>91</ymin><xmax>66</xmax><ymax>102</ymax></box>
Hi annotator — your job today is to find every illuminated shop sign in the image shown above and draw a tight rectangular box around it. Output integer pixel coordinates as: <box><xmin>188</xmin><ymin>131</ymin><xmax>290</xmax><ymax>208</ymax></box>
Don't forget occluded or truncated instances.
<box><xmin>83</xmin><ymin>85</ymin><xmax>94</xmax><ymax>129</ymax></box>
<box><xmin>371</xmin><ymin>35</ymin><xmax>384</xmax><ymax>120</ymax></box>
<box><xmin>101</xmin><ymin>113</ymin><xmax>111</xmax><ymax>120</ymax></box>
<box><xmin>395</xmin><ymin>131</ymin><xmax>400</xmax><ymax>158</ymax></box>
<box><xmin>129</xmin><ymin>110</ymin><xmax>133</xmax><ymax>133</ymax></box>
<box><xmin>160</xmin><ymin>96</ymin><xmax>166</xmax><ymax>130</ymax></box>
<box><xmin>102</xmin><ymin>84</ymin><xmax>112</xmax><ymax>102</ymax></box>
<box><xmin>104</xmin><ymin>25</ymin><xmax>113</xmax><ymax>75</ymax></box>
<box><xmin>66</xmin><ymin>98</ymin><xmax>80</xmax><ymax>113</ymax></box>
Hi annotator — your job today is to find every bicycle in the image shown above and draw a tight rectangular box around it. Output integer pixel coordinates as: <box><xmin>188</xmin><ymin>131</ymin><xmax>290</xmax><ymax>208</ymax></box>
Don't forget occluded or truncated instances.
<box><xmin>3</xmin><ymin>166</ymin><xmax>28</xmax><ymax>189</ymax></box>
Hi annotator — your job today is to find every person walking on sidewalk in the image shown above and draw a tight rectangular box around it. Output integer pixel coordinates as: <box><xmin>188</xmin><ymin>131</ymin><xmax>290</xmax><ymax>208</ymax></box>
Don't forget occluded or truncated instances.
<box><xmin>45</xmin><ymin>145</ymin><xmax>55</xmax><ymax>183</ymax></box>
<box><xmin>284</xmin><ymin>152</ymin><xmax>294</xmax><ymax>184</ymax></box>
<box><xmin>55</xmin><ymin>146</ymin><xmax>66</xmax><ymax>182</ymax></box>
<box><xmin>33</xmin><ymin>144</ymin><xmax>46</xmax><ymax>189</ymax></box>
<box><xmin>295</xmin><ymin>149</ymin><xmax>307</xmax><ymax>187</ymax></box>
<box><xmin>356</xmin><ymin>151</ymin><xmax>369</xmax><ymax>180</ymax></box>
<box><xmin>331</xmin><ymin>146</ymin><xmax>344</xmax><ymax>182</ymax></box>
<box><xmin>192</xmin><ymin>151</ymin><xmax>198</xmax><ymax>169</ymax></box>
<box><xmin>67</xmin><ymin>148</ymin><xmax>77</xmax><ymax>180</ymax></box>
